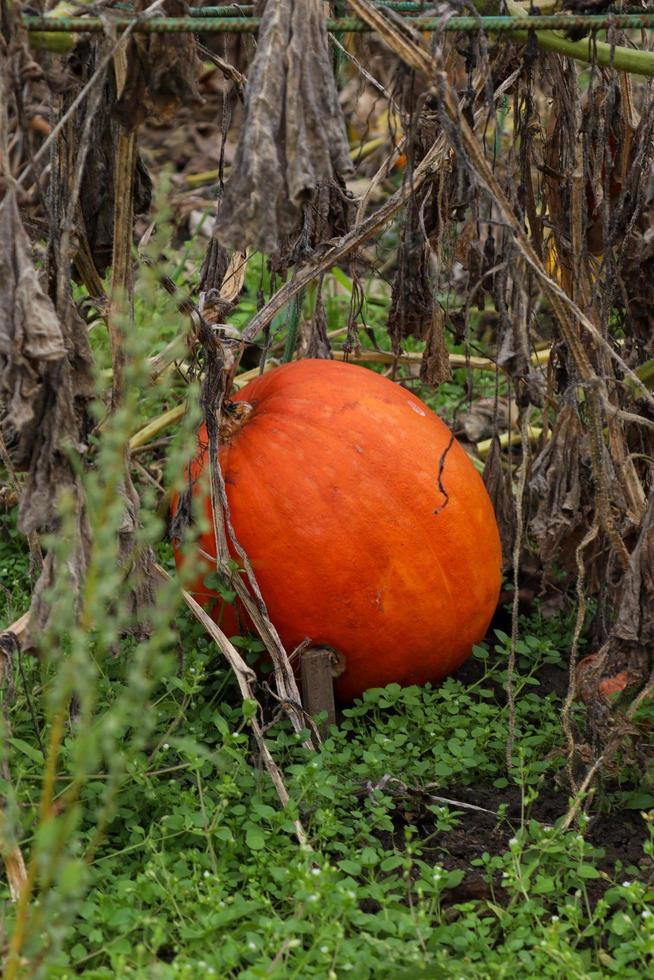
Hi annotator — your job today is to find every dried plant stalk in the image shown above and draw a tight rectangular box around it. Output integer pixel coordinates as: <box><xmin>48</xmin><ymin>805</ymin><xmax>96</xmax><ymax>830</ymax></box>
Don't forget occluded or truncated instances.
<box><xmin>106</xmin><ymin>48</ymin><xmax>157</xmax><ymax>625</ymax></box>
<box><xmin>0</xmin><ymin>810</ymin><xmax>27</xmax><ymax>903</ymax></box>
<box><xmin>193</xmin><ymin>313</ymin><xmax>315</xmax><ymax>748</ymax></box>
<box><xmin>109</xmin><ymin>129</ymin><xmax>138</xmax><ymax>406</ymax></box>
<box><xmin>154</xmin><ymin>565</ymin><xmax>307</xmax><ymax>846</ymax></box>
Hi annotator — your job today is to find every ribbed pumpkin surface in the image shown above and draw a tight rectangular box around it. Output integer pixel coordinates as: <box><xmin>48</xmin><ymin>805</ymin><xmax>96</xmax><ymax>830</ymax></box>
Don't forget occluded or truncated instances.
<box><xmin>174</xmin><ymin>359</ymin><xmax>502</xmax><ymax>700</ymax></box>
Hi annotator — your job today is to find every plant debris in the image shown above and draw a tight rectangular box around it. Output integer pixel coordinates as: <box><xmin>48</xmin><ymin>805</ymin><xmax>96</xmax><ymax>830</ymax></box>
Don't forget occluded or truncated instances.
<box><xmin>216</xmin><ymin>0</ymin><xmax>353</xmax><ymax>254</ymax></box>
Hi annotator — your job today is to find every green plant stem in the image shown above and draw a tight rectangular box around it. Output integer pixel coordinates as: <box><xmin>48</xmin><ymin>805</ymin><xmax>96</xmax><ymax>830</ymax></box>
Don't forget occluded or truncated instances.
<box><xmin>509</xmin><ymin>26</ymin><xmax>654</xmax><ymax>76</ymax></box>
<box><xmin>4</xmin><ymin>700</ymin><xmax>67</xmax><ymax>980</ymax></box>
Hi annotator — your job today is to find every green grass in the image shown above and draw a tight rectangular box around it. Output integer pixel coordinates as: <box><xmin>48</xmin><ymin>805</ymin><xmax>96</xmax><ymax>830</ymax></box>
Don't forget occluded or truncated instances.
<box><xmin>0</xmin><ymin>509</ymin><xmax>32</xmax><ymax>628</ymax></box>
<box><xmin>3</xmin><ymin>570</ymin><xmax>654</xmax><ymax>977</ymax></box>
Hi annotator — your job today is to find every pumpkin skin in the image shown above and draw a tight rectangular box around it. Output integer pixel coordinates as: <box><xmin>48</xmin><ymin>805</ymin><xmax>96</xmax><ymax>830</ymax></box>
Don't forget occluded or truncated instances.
<box><xmin>173</xmin><ymin>359</ymin><xmax>502</xmax><ymax>701</ymax></box>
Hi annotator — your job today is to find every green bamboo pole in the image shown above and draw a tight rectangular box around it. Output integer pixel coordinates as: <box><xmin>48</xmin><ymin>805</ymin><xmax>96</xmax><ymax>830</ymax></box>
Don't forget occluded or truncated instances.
<box><xmin>23</xmin><ymin>12</ymin><xmax>654</xmax><ymax>76</ymax></box>
<box><xmin>21</xmin><ymin>0</ymin><xmax>654</xmax><ymax>76</ymax></box>
<box><xmin>22</xmin><ymin>13</ymin><xmax>654</xmax><ymax>34</ymax></box>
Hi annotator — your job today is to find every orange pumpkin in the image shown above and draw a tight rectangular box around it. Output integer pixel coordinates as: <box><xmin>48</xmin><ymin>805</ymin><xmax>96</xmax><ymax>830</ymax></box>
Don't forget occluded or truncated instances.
<box><xmin>173</xmin><ymin>359</ymin><xmax>502</xmax><ymax>700</ymax></box>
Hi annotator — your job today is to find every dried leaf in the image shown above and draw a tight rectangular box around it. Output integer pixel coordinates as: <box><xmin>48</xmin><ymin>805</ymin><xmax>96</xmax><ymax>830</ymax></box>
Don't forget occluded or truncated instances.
<box><xmin>529</xmin><ymin>401</ymin><xmax>590</xmax><ymax>568</ymax></box>
<box><xmin>114</xmin><ymin>0</ymin><xmax>203</xmax><ymax>130</ymax></box>
<box><xmin>305</xmin><ymin>285</ymin><xmax>332</xmax><ymax>360</ymax></box>
<box><xmin>620</xmin><ymin>162</ymin><xmax>654</xmax><ymax>348</ymax></box>
<box><xmin>419</xmin><ymin>308</ymin><xmax>452</xmax><ymax>386</ymax></box>
<box><xmin>18</xmin><ymin>314</ymin><xmax>92</xmax><ymax>537</ymax></box>
<box><xmin>459</xmin><ymin>398</ymin><xmax>510</xmax><ymax>444</ymax></box>
<box><xmin>270</xmin><ymin>176</ymin><xmax>355</xmax><ymax>279</ymax></box>
<box><xmin>529</xmin><ymin>399</ymin><xmax>627</xmax><ymax>573</ymax></box>
<box><xmin>386</xmin><ymin>92</ymin><xmax>450</xmax><ymax>357</ymax></box>
<box><xmin>217</xmin><ymin>0</ymin><xmax>353</xmax><ymax>254</ymax></box>
<box><xmin>612</xmin><ymin>494</ymin><xmax>654</xmax><ymax>649</ymax></box>
<box><xmin>0</xmin><ymin>191</ymin><xmax>66</xmax><ymax>461</ymax></box>
<box><xmin>28</xmin><ymin>517</ymin><xmax>92</xmax><ymax>639</ymax></box>
<box><xmin>388</xmin><ymin>240</ymin><xmax>434</xmax><ymax>348</ymax></box>
<box><xmin>0</xmin><ymin>192</ymin><xmax>93</xmax><ymax>642</ymax></box>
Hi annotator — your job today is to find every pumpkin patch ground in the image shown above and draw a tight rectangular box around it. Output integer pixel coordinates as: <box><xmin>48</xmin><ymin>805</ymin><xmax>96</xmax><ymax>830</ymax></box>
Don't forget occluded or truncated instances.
<box><xmin>4</xmin><ymin>5</ymin><xmax>654</xmax><ymax>978</ymax></box>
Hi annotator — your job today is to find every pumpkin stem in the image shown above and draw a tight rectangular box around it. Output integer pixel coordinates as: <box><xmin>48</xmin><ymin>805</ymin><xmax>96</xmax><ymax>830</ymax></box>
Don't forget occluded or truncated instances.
<box><xmin>219</xmin><ymin>401</ymin><xmax>253</xmax><ymax>442</ymax></box>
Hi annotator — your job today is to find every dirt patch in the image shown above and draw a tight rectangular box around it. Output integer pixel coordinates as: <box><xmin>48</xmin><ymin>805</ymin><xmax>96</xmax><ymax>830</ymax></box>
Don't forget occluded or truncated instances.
<box><xmin>587</xmin><ymin>809</ymin><xmax>651</xmax><ymax>877</ymax></box>
<box><xmin>374</xmin><ymin>778</ymin><xmax>651</xmax><ymax>909</ymax></box>
<box><xmin>357</xmin><ymin>642</ymin><xmax>652</xmax><ymax>908</ymax></box>
<box><xmin>338</xmin><ymin>634</ymin><xmax>652</xmax><ymax>909</ymax></box>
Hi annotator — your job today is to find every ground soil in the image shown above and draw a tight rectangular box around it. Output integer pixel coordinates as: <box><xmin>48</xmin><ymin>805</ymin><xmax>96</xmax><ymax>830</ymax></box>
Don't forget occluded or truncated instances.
<box><xmin>373</xmin><ymin>653</ymin><xmax>654</xmax><ymax>910</ymax></box>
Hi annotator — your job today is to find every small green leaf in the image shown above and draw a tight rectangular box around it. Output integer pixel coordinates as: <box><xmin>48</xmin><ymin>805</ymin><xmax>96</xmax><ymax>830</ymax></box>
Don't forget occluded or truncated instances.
<box><xmin>246</xmin><ymin>826</ymin><xmax>266</xmax><ymax>851</ymax></box>
<box><xmin>380</xmin><ymin>855</ymin><xmax>404</xmax><ymax>872</ymax></box>
<box><xmin>9</xmin><ymin>737</ymin><xmax>44</xmax><ymax>765</ymax></box>
<box><xmin>242</xmin><ymin>699</ymin><xmax>258</xmax><ymax>720</ymax></box>
<box><xmin>338</xmin><ymin>859</ymin><xmax>362</xmax><ymax>875</ymax></box>
<box><xmin>578</xmin><ymin>864</ymin><xmax>601</xmax><ymax>879</ymax></box>
<box><xmin>203</xmin><ymin>571</ymin><xmax>222</xmax><ymax>590</ymax></box>
<box><xmin>445</xmin><ymin>869</ymin><xmax>465</xmax><ymax>889</ymax></box>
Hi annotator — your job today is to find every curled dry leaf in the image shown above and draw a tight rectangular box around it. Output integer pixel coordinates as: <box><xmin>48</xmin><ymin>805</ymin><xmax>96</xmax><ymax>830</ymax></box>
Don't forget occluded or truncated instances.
<box><xmin>0</xmin><ymin>191</ymin><xmax>66</xmax><ymax>462</ymax></box>
<box><xmin>620</xmin><ymin>162</ymin><xmax>654</xmax><ymax>349</ymax></box>
<box><xmin>114</xmin><ymin>0</ymin><xmax>203</xmax><ymax>130</ymax></box>
<box><xmin>530</xmin><ymin>397</ymin><xmax>627</xmax><ymax>577</ymax></box>
<box><xmin>305</xmin><ymin>178</ymin><xmax>355</xmax><ymax>249</ymax></box>
<box><xmin>270</xmin><ymin>176</ymin><xmax>356</xmax><ymax>278</ymax></box>
<box><xmin>388</xmin><ymin>96</ymin><xmax>442</xmax><ymax>312</ymax></box>
<box><xmin>459</xmin><ymin>398</ymin><xmax>511</xmax><ymax>445</ymax></box>
<box><xmin>612</xmin><ymin>493</ymin><xmax>654</xmax><ymax>651</ymax></box>
<box><xmin>305</xmin><ymin>284</ymin><xmax>332</xmax><ymax>360</ymax></box>
<box><xmin>543</xmin><ymin>80</ymin><xmax>642</xmax><ymax>267</ymax></box>
<box><xmin>529</xmin><ymin>400</ymin><xmax>592</xmax><ymax>570</ymax></box>
<box><xmin>388</xmin><ymin>239</ymin><xmax>434</xmax><ymax>346</ymax></box>
<box><xmin>216</xmin><ymin>0</ymin><xmax>353</xmax><ymax>254</ymax></box>
<box><xmin>387</xmin><ymin>94</ymin><xmax>451</xmax><ymax>385</ymax></box>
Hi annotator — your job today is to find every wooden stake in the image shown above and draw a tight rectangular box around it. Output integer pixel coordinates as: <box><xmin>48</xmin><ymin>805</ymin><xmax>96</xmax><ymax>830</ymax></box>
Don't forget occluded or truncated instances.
<box><xmin>301</xmin><ymin>648</ymin><xmax>338</xmax><ymax>738</ymax></box>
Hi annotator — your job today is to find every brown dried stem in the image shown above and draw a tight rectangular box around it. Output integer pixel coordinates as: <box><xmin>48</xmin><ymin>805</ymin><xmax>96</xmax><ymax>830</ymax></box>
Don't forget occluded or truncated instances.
<box><xmin>153</xmin><ymin>564</ymin><xmax>307</xmax><ymax>846</ymax></box>
<box><xmin>348</xmin><ymin>0</ymin><xmax>637</xmax><ymax>569</ymax></box>
<box><xmin>506</xmin><ymin>410</ymin><xmax>531</xmax><ymax>770</ymax></box>
<box><xmin>109</xmin><ymin>127</ymin><xmax>137</xmax><ymax>408</ymax></box>
<box><xmin>562</xmin><ymin>522</ymin><xmax>599</xmax><ymax>791</ymax></box>
<box><xmin>196</xmin><ymin>313</ymin><xmax>315</xmax><ymax>750</ymax></box>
